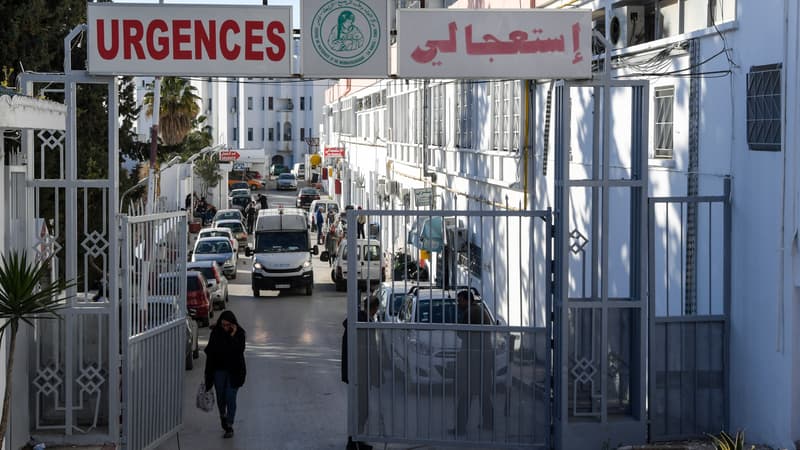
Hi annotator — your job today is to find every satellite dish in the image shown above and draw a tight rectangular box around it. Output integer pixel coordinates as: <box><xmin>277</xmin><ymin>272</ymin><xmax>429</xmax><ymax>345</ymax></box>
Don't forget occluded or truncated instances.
<box><xmin>610</xmin><ymin>15</ymin><xmax>621</xmax><ymax>45</ymax></box>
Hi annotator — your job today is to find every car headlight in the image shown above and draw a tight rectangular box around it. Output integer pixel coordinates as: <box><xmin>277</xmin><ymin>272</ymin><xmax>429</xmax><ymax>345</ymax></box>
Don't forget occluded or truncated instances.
<box><xmin>227</xmin><ymin>258</ymin><xmax>235</xmax><ymax>266</ymax></box>
<box><xmin>253</xmin><ymin>262</ymin><xmax>263</xmax><ymax>270</ymax></box>
<box><xmin>302</xmin><ymin>260</ymin><xmax>311</xmax><ymax>269</ymax></box>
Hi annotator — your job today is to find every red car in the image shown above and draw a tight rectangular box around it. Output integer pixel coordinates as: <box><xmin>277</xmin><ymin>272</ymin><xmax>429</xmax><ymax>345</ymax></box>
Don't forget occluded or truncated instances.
<box><xmin>296</xmin><ymin>187</ymin><xmax>321</xmax><ymax>209</ymax></box>
<box><xmin>187</xmin><ymin>270</ymin><xmax>213</xmax><ymax>327</ymax></box>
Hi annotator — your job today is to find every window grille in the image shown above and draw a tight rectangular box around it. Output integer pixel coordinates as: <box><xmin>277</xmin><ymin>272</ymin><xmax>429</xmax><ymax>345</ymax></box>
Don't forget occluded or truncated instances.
<box><xmin>456</xmin><ymin>81</ymin><xmax>473</xmax><ymax>149</ymax></box>
<box><xmin>747</xmin><ymin>63</ymin><xmax>782</xmax><ymax>151</ymax></box>
<box><xmin>654</xmin><ymin>86</ymin><xmax>675</xmax><ymax>159</ymax></box>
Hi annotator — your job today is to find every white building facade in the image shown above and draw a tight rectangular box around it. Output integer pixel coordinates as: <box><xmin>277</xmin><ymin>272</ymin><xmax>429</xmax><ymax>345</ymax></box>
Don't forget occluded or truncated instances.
<box><xmin>322</xmin><ymin>0</ymin><xmax>800</xmax><ymax>447</ymax></box>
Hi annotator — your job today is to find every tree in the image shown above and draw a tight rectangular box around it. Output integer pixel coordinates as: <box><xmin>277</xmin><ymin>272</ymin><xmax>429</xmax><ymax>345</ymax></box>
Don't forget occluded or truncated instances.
<box><xmin>194</xmin><ymin>154</ymin><xmax>222</xmax><ymax>195</ymax></box>
<box><xmin>143</xmin><ymin>77</ymin><xmax>201</xmax><ymax>146</ymax></box>
<box><xmin>0</xmin><ymin>251</ymin><xmax>75</xmax><ymax>443</ymax></box>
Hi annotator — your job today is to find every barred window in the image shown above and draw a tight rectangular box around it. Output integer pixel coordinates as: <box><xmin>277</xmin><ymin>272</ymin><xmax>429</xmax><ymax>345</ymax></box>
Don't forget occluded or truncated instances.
<box><xmin>747</xmin><ymin>64</ymin><xmax>782</xmax><ymax>151</ymax></box>
<box><xmin>654</xmin><ymin>86</ymin><xmax>674</xmax><ymax>159</ymax></box>
<box><xmin>430</xmin><ymin>84</ymin><xmax>445</xmax><ymax>147</ymax></box>
<box><xmin>456</xmin><ymin>81</ymin><xmax>473</xmax><ymax>149</ymax></box>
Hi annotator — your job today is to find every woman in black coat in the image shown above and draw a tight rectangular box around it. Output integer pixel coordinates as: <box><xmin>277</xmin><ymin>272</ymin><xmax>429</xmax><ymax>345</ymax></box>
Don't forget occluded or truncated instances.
<box><xmin>205</xmin><ymin>310</ymin><xmax>246</xmax><ymax>438</ymax></box>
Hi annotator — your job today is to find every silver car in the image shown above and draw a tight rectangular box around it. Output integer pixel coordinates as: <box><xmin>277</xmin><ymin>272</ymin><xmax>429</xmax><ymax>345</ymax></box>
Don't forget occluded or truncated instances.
<box><xmin>191</xmin><ymin>237</ymin><xmax>238</xmax><ymax>279</ymax></box>
<box><xmin>276</xmin><ymin>173</ymin><xmax>298</xmax><ymax>190</ymax></box>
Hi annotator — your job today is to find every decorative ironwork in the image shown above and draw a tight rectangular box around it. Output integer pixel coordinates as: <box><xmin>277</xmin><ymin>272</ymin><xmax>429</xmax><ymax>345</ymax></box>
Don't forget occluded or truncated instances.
<box><xmin>37</xmin><ymin>129</ymin><xmax>64</xmax><ymax>151</ymax></box>
<box><xmin>33</xmin><ymin>363</ymin><xmax>64</xmax><ymax>397</ymax></box>
<box><xmin>81</xmin><ymin>230</ymin><xmax>109</xmax><ymax>257</ymax></box>
<box><xmin>76</xmin><ymin>363</ymin><xmax>106</xmax><ymax>396</ymax></box>
<box><xmin>571</xmin><ymin>357</ymin><xmax>597</xmax><ymax>384</ymax></box>
<box><xmin>569</xmin><ymin>228</ymin><xmax>588</xmax><ymax>254</ymax></box>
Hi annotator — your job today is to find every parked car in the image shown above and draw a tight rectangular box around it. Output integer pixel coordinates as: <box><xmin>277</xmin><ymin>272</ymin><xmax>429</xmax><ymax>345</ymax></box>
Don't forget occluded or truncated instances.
<box><xmin>187</xmin><ymin>260</ymin><xmax>229</xmax><ymax>310</ymax></box>
<box><xmin>213</xmin><ymin>219</ymin><xmax>248</xmax><ymax>250</ymax></box>
<box><xmin>373</xmin><ymin>280</ymin><xmax>427</xmax><ymax>323</ymax></box>
<box><xmin>228</xmin><ymin>172</ymin><xmax>263</xmax><ymax>190</ymax></box>
<box><xmin>229</xmin><ymin>181</ymin><xmax>250</xmax><ymax>191</ymax></box>
<box><xmin>211</xmin><ymin>209</ymin><xmax>245</xmax><ymax>226</ymax></box>
<box><xmin>389</xmin><ymin>288</ymin><xmax>509</xmax><ymax>385</ymax></box>
<box><xmin>229</xmin><ymin>188</ymin><xmax>251</xmax><ymax>198</ymax></box>
<box><xmin>197</xmin><ymin>227</ymin><xmax>238</xmax><ymax>252</ymax></box>
<box><xmin>143</xmin><ymin>286</ymin><xmax>199</xmax><ymax>369</ymax></box>
<box><xmin>229</xmin><ymin>195</ymin><xmax>251</xmax><ymax>213</ymax></box>
<box><xmin>296</xmin><ymin>187</ymin><xmax>320</xmax><ymax>209</ymax></box>
<box><xmin>270</xmin><ymin>164</ymin><xmax>289</xmax><ymax>176</ymax></box>
<box><xmin>246</xmin><ymin>170</ymin><xmax>262</xmax><ymax>180</ymax></box>
<box><xmin>186</xmin><ymin>270</ymin><xmax>213</xmax><ymax>327</ymax></box>
<box><xmin>276</xmin><ymin>173</ymin><xmax>298</xmax><ymax>190</ymax></box>
<box><xmin>331</xmin><ymin>238</ymin><xmax>384</xmax><ymax>292</ymax></box>
<box><xmin>292</xmin><ymin>162</ymin><xmax>306</xmax><ymax>178</ymax></box>
<box><xmin>191</xmin><ymin>236</ymin><xmax>238</xmax><ymax>279</ymax></box>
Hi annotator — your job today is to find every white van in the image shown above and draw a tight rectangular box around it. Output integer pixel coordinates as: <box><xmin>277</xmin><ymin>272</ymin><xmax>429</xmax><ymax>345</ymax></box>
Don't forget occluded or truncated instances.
<box><xmin>308</xmin><ymin>199</ymin><xmax>340</xmax><ymax>230</ymax></box>
<box><xmin>245</xmin><ymin>208</ymin><xmax>318</xmax><ymax>296</ymax></box>
<box><xmin>292</xmin><ymin>162</ymin><xmax>306</xmax><ymax>178</ymax></box>
<box><xmin>331</xmin><ymin>238</ymin><xmax>385</xmax><ymax>292</ymax></box>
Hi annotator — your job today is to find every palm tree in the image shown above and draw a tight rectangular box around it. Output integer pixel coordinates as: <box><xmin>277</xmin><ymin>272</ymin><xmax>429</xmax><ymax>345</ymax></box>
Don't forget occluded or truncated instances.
<box><xmin>0</xmin><ymin>251</ymin><xmax>75</xmax><ymax>442</ymax></box>
<box><xmin>143</xmin><ymin>77</ymin><xmax>201</xmax><ymax>146</ymax></box>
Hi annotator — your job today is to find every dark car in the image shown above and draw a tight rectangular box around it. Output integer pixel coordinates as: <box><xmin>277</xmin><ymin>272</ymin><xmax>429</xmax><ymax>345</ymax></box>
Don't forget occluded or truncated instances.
<box><xmin>296</xmin><ymin>187</ymin><xmax>321</xmax><ymax>209</ymax></box>
<box><xmin>187</xmin><ymin>270</ymin><xmax>213</xmax><ymax>327</ymax></box>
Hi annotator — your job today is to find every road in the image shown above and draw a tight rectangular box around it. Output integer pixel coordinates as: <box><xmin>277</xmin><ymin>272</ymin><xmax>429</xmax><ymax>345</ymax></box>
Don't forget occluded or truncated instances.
<box><xmin>158</xmin><ymin>185</ymin><xmax>351</xmax><ymax>450</ymax></box>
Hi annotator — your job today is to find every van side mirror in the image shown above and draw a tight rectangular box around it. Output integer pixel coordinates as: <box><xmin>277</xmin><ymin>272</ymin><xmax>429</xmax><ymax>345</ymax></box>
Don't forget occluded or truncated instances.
<box><xmin>311</xmin><ymin>245</ymin><xmax>319</xmax><ymax>255</ymax></box>
<box><xmin>244</xmin><ymin>247</ymin><xmax>253</xmax><ymax>257</ymax></box>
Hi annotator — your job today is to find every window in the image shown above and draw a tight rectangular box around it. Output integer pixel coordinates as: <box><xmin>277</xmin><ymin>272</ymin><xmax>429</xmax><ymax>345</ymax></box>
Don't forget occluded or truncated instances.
<box><xmin>491</xmin><ymin>81</ymin><xmax>521</xmax><ymax>151</ymax></box>
<box><xmin>276</xmin><ymin>122</ymin><xmax>281</xmax><ymax>141</ymax></box>
<box><xmin>207</xmin><ymin>98</ymin><xmax>212</xmax><ymax>112</ymax></box>
<box><xmin>247</xmin><ymin>97</ymin><xmax>253</xmax><ymax>110</ymax></box>
<box><xmin>456</xmin><ymin>81</ymin><xmax>474</xmax><ymax>148</ymax></box>
<box><xmin>654</xmin><ymin>86</ymin><xmax>674</xmax><ymax>158</ymax></box>
<box><xmin>233</xmin><ymin>127</ymin><xmax>238</xmax><ymax>141</ymax></box>
<box><xmin>747</xmin><ymin>64</ymin><xmax>782</xmax><ymax>151</ymax></box>
<box><xmin>430</xmin><ymin>84</ymin><xmax>445</xmax><ymax>147</ymax></box>
<box><xmin>268</xmin><ymin>96</ymin><xmax>274</xmax><ymax>110</ymax></box>
<box><xmin>300</xmin><ymin>127</ymin><xmax>305</xmax><ymax>141</ymax></box>
<box><xmin>247</xmin><ymin>127</ymin><xmax>253</xmax><ymax>141</ymax></box>
<box><xmin>261</xmin><ymin>128</ymin><xmax>265</xmax><ymax>141</ymax></box>
<box><xmin>261</xmin><ymin>96</ymin><xmax>265</xmax><ymax>110</ymax></box>
<box><xmin>283</xmin><ymin>121</ymin><xmax>292</xmax><ymax>141</ymax></box>
<box><xmin>300</xmin><ymin>96</ymin><xmax>305</xmax><ymax>110</ymax></box>
<box><xmin>268</xmin><ymin>128</ymin><xmax>274</xmax><ymax>141</ymax></box>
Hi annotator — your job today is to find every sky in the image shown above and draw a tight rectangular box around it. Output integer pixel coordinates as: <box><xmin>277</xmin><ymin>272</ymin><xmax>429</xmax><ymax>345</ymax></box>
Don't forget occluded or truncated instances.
<box><xmin>111</xmin><ymin>0</ymin><xmax>303</xmax><ymax>26</ymax></box>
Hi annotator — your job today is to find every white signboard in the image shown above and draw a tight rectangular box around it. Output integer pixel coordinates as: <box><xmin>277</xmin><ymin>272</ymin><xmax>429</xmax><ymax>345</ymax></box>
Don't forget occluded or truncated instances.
<box><xmin>87</xmin><ymin>4</ymin><xmax>292</xmax><ymax>76</ymax></box>
<box><xmin>396</xmin><ymin>9</ymin><xmax>591</xmax><ymax>79</ymax></box>
<box><xmin>302</xmin><ymin>0</ymin><xmax>388</xmax><ymax>78</ymax></box>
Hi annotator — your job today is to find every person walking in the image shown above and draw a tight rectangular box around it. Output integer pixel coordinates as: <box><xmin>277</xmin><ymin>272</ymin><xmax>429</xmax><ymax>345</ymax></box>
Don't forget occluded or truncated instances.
<box><xmin>246</xmin><ymin>201</ymin><xmax>257</xmax><ymax>233</ymax></box>
<box><xmin>341</xmin><ymin>296</ymin><xmax>380</xmax><ymax>450</ymax></box>
<box><xmin>453</xmin><ymin>290</ymin><xmax>494</xmax><ymax>437</ymax></box>
<box><xmin>258</xmin><ymin>193</ymin><xmax>268</xmax><ymax>210</ymax></box>
<box><xmin>315</xmin><ymin>206</ymin><xmax>325</xmax><ymax>244</ymax></box>
<box><xmin>204</xmin><ymin>310</ymin><xmax>247</xmax><ymax>439</ymax></box>
<box><xmin>356</xmin><ymin>206</ymin><xmax>366</xmax><ymax>239</ymax></box>
<box><xmin>325</xmin><ymin>221</ymin><xmax>338</xmax><ymax>267</ymax></box>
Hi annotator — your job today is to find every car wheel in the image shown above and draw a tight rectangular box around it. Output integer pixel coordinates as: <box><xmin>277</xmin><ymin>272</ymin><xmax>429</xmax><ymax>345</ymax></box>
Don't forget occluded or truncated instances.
<box><xmin>335</xmin><ymin>278</ymin><xmax>346</xmax><ymax>292</ymax></box>
<box><xmin>305</xmin><ymin>284</ymin><xmax>313</xmax><ymax>296</ymax></box>
<box><xmin>232</xmin><ymin>271</ymin><xmax>237</xmax><ymax>280</ymax></box>
<box><xmin>253</xmin><ymin>286</ymin><xmax>261</xmax><ymax>297</ymax></box>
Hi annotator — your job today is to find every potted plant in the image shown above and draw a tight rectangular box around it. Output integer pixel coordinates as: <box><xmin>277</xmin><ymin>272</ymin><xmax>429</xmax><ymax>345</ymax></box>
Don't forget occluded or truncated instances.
<box><xmin>0</xmin><ymin>251</ymin><xmax>75</xmax><ymax>443</ymax></box>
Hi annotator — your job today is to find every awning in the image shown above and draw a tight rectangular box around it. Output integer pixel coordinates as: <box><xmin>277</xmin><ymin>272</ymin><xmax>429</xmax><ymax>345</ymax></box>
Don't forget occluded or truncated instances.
<box><xmin>408</xmin><ymin>216</ymin><xmax>444</xmax><ymax>252</ymax></box>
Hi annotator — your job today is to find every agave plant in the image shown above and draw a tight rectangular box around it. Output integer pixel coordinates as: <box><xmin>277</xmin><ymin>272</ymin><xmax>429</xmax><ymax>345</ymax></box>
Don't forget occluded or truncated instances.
<box><xmin>0</xmin><ymin>251</ymin><xmax>75</xmax><ymax>443</ymax></box>
<box><xmin>709</xmin><ymin>430</ymin><xmax>754</xmax><ymax>450</ymax></box>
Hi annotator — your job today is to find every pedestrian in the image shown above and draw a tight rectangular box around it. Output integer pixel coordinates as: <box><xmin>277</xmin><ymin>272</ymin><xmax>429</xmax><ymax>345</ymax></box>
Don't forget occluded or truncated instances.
<box><xmin>327</xmin><ymin>209</ymin><xmax>337</xmax><ymax>228</ymax></box>
<box><xmin>316</xmin><ymin>206</ymin><xmax>325</xmax><ymax>244</ymax></box>
<box><xmin>246</xmin><ymin>201</ymin><xmax>257</xmax><ymax>233</ymax></box>
<box><xmin>205</xmin><ymin>204</ymin><xmax>217</xmax><ymax>226</ymax></box>
<box><xmin>453</xmin><ymin>289</ymin><xmax>494</xmax><ymax>436</ymax></box>
<box><xmin>341</xmin><ymin>295</ymin><xmax>380</xmax><ymax>450</ymax></box>
<box><xmin>184</xmin><ymin>193</ymin><xmax>192</xmax><ymax>211</ymax></box>
<box><xmin>204</xmin><ymin>310</ymin><xmax>247</xmax><ymax>439</ymax></box>
<box><xmin>356</xmin><ymin>206</ymin><xmax>366</xmax><ymax>239</ymax></box>
<box><xmin>325</xmin><ymin>222</ymin><xmax>338</xmax><ymax>267</ymax></box>
<box><xmin>258</xmin><ymin>193</ymin><xmax>268</xmax><ymax>210</ymax></box>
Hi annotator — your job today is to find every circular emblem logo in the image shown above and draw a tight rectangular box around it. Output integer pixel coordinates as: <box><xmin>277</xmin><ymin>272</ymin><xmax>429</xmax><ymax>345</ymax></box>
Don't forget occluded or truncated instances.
<box><xmin>311</xmin><ymin>0</ymin><xmax>381</xmax><ymax>68</ymax></box>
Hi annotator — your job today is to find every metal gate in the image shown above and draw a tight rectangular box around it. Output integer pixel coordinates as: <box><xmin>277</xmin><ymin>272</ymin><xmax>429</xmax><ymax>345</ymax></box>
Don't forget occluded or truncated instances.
<box><xmin>647</xmin><ymin>181</ymin><xmax>730</xmax><ymax>441</ymax></box>
<box><xmin>346</xmin><ymin>206</ymin><xmax>552</xmax><ymax>449</ymax></box>
<box><xmin>120</xmin><ymin>211</ymin><xmax>188</xmax><ymax>450</ymax></box>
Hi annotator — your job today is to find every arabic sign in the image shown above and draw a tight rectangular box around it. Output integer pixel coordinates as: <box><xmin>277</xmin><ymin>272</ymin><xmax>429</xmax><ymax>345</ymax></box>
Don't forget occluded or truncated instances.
<box><xmin>219</xmin><ymin>150</ymin><xmax>241</xmax><ymax>161</ymax></box>
<box><xmin>396</xmin><ymin>9</ymin><xmax>591</xmax><ymax>79</ymax></box>
<box><xmin>324</xmin><ymin>147</ymin><xmax>345</xmax><ymax>157</ymax></box>
<box><xmin>414</xmin><ymin>188</ymin><xmax>432</xmax><ymax>207</ymax></box>
<box><xmin>87</xmin><ymin>4</ymin><xmax>292</xmax><ymax>76</ymax></box>
<box><xmin>302</xmin><ymin>0</ymin><xmax>388</xmax><ymax>78</ymax></box>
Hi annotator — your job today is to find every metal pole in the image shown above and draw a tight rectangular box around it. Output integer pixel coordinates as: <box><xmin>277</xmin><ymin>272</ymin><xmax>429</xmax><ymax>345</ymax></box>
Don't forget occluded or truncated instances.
<box><xmin>147</xmin><ymin>77</ymin><xmax>161</xmax><ymax>215</ymax></box>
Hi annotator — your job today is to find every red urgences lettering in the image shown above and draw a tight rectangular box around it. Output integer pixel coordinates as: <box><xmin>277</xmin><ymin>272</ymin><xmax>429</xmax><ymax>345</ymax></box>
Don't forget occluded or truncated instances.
<box><xmin>94</xmin><ymin>17</ymin><xmax>287</xmax><ymax>62</ymax></box>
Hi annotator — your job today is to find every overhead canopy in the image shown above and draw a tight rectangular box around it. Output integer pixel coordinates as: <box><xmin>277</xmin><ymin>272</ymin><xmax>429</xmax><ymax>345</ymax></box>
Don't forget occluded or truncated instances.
<box><xmin>408</xmin><ymin>216</ymin><xmax>444</xmax><ymax>253</ymax></box>
<box><xmin>0</xmin><ymin>87</ymin><xmax>66</xmax><ymax>130</ymax></box>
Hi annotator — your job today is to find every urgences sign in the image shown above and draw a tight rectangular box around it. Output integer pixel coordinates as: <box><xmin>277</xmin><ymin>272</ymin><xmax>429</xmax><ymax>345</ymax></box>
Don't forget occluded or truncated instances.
<box><xmin>87</xmin><ymin>4</ymin><xmax>292</xmax><ymax>76</ymax></box>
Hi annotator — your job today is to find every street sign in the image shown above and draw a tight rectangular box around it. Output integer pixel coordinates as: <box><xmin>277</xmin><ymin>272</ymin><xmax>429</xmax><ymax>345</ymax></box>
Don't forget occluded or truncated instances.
<box><xmin>324</xmin><ymin>147</ymin><xmax>345</xmax><ymax>158</ymax></box>
<box><xmin>219</xmin><ymin>150</ymin><xmax>241</xmax><ymax>161</ymax></box>
<box><xmin>232</xmin><ymin>162</ymin><xmax>246</xmax><ymax>171</ymax></box>
<box><xmin>414</xmin><ymin>188</ymin><xmax>432</xmax><ymax>207</ymax></box>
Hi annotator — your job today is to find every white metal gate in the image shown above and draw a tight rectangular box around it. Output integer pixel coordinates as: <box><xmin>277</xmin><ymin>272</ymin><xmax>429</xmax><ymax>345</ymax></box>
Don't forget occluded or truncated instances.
<box><xmin>120</xmin><ymin>211</ymin><xmax>188</xmax><ymax>450</ymax></box>
<box><xmin>346</xmin><ymin>207</ymin><xmax>552</xmax><ymax>449</ymax></box>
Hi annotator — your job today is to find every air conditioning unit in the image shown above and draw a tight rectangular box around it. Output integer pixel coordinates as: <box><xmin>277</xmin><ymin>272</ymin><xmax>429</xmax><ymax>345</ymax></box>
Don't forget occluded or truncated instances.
<box><xmin>609</xmin><ymin>5</ymin><xmax>646</xmax><ymax>49</ymax></box>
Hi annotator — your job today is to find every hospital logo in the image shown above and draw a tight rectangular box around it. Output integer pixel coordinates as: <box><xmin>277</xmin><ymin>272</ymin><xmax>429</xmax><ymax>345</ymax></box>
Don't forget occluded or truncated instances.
<box><xmin>311</xmin><ymin>0</ymin><xmax>381</xmax><ymax>68</ymax></box>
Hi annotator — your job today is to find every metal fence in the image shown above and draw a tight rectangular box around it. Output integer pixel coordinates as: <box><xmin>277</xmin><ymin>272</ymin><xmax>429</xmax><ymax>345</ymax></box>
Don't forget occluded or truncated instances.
<box><xmin>120</xmin><ymin>211</ymin><xmax>188</xmax><ymax>450</ymax></box>
<box><xmin>647</xmin><ymin>180</ymin><xmax>730</xmax><ymax>441</ymax></box>
<box><xmin>345</xmin><ymin>207</ymin><xmax>552</xmax><ymax>449</ymax></box>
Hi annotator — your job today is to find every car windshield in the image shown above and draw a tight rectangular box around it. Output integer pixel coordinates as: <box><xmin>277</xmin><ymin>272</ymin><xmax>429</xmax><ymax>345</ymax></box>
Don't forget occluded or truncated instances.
<box><xmin>195</xmin><ymin>241</ymin><xmax>233</xmax><ymax>254</ymax></box>
<box><xmin>192</xmin><ymin>266</ymin><xmax>216</xmax><ymax>281</ymax></box>
<box><xmin>231</xmin><ymin>183</ymin><xmax>248</xmax><ymax>190</ymax></box>
<box><xmin>254</xmin><ymin>231</ymin><xmax>309</xmax><ymax>252</ymax></box>
<box><xmin>416</xmin><ymin>298</ymin><xmax>458</xmax><ymax>323</ymax></box>
<box><xmin>187</xmin><ymin>275</ymin><xmax>202</xmax><ymax>291</ymax></box>
<box><xmin>200</xmin><ymin>230</ymin><xmax>230</xmax><ymax>239</ymax></box>
<box><xmin>300</xmin><ymin>188</ymin><xmax>317</xmax><ymax>195</ymax></box>
<box><xmin>216</xmin><ymin>212</ymin><xmax>240</xmax><ymax>221</ymax></box>
<box><xmin>279</xmin><ymin>174</ymin><xmax>295</xmax><ymax>180</ymax></box>
<box><xmin>231</xmin><ymin>197</ymin><xmax>250</xmax><ymax>207</ymax></box>
<box><xmin>219</xmin><ymin>222</ymin><xmax>244</xmax><ymax>233</ymax></box>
